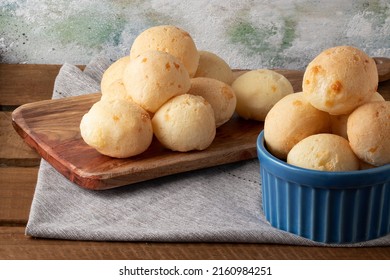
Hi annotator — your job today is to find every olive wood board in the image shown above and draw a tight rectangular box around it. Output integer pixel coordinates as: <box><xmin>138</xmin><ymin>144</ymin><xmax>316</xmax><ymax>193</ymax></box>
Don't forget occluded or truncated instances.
<box><xmin>11</xmin><ymin>69</ymin><xmax>303</xmax><ymax>190</ymax></box>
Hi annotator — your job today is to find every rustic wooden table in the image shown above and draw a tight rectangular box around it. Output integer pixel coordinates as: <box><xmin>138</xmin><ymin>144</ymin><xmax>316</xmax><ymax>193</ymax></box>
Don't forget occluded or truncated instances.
<box><xmin>1</xmin><ymin>64</ymin><xmax>389</xmax><ymax>259</ymax></box>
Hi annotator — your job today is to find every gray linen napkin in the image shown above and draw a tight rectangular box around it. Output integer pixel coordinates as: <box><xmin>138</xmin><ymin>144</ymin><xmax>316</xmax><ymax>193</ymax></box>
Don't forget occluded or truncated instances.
<box><xmin>25</xmin><ymin>54</ymin><xmax>390</xmax><ymax>247</ymax></box>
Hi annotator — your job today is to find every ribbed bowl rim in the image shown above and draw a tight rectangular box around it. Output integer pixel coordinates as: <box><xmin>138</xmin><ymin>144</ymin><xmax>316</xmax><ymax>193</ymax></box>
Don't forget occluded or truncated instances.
<box><xmin>257</xmin><ymin>131</ymin><xmax>390</xmax><ymax>189</ymax></box>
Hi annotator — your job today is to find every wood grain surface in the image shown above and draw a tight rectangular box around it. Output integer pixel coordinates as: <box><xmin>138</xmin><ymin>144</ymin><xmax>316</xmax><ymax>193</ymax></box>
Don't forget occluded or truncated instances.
<box><xmin>0</xmin><ymin>64</ymin><xmax>84</xmax><ymax>108</ymax></box>
<box><xmin>0</xmin><ymin>112</ymin><xmax>40</xmax><ymax>166</ymax></box>
<box><xmin>11</xmin><ymin>69</ymin><xmax>303</xmax><ymax>190</ymax></box>
<box><xmin>0</xmin><ymin>226</ymin><xmax>389</xmax><ymax>260</ymax></box>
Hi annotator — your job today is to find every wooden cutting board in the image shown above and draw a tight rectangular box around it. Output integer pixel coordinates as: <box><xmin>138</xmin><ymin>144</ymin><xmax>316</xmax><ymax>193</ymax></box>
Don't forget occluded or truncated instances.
<box><xmin>11</xmin><ymin>69</ymin><xmax>304</xmax><ymax>190</ymax></box>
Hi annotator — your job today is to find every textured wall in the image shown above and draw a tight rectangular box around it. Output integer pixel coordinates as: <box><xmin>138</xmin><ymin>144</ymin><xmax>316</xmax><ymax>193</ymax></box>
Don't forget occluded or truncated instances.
<box><xmin>1</xmin><ymin>0</ymin><xmax>389</xmax><ymax>69</ymax></box>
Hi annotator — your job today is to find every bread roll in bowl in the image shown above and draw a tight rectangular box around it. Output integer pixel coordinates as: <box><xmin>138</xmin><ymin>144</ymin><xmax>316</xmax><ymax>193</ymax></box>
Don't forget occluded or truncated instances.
<box><xmin>232</xmin><ymin>69</ymin><xmax>294</xmax><ymax>121</ymax></box>
<box><xmin>330</xmin><ymin>92</ymin><xmax>385</xmax><ymax>139</ymax></box>
<box><xmin>347</xmin><ymin>101</ymin><xmax>390</xmax><ymax>166</ymax></box>
<box><xmin>303</xmin><ymin>46</ymin><xmax>378</xmax><ymax>115</ymax></box>
<box><xmin>188</xmin><ymin>77</ymin><xmax>236</xmax><ymax>127</ymax></box>
<box><xmin>152</xmin><ymin>94</ymin><xmax>216</xmax><ymax>152</ymax></box>
<box><xmin>264</xmin><ymin>92</ymin><xmax>331</xmax><ymax>159</ymax></box>
<box><xmin>100</xmin><ymin>56</ymin><xmax>130</xmax><ymax>94</ymax></box>
<box><xmin>80</xmin><ymin>98</ymin><xmax>153</xmax><ymax>158</ymax></box>
<box><xmin>287</xmin><ymin>134</ymin><xmax>360</xmax><ymax>171</ymax></box>
<box><xmin>123</xmin><ymin>50</ymin><xmax>191</xmax><ymax>113</ymax></box>
<box><xmin>194</xmin><ymin>50</ymin><xmax>234</xmax><ymax>85</ymax></box>
<box><xmin>130</xmin><ymin>25</ymin><xmax>199</xmax><ymax>77</ymax></box>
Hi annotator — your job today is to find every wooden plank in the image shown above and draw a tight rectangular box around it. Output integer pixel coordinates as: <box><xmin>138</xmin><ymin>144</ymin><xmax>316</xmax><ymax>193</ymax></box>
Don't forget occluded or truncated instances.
<box><xmin>0</xmin><ymin>227</ymin><xmax>389</xmax><ymax>259</ymax></box>
<box><xmin>0</xmin><ymin>64</ymin><xmax>62</xmax><ymax>107</ymax></box>
<box><xmin>0</xmin><ymin>64</ymin><xmax>85</xmax><ymax>108</ymax></box>
<box><xmin>0</xmin><ymin>167</ymin><xmax>38</xmax><ymax>224</ymax></box>
<box><xmin>0</xmin><ymin>112</ymin><xmax>40</xmax><ymax>167</ymax></box>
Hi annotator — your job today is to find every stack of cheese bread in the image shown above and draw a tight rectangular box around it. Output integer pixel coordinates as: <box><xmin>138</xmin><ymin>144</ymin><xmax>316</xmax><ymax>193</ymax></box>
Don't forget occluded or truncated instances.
<box><xmin>80</xmin><ymin>25</ymin><xmax>237</xmax><ymax>158</ymax></box>
<box><xmin>264</xmin><ymin>45</ymin><xmax>389</xmax><ymax>171</ymax></box>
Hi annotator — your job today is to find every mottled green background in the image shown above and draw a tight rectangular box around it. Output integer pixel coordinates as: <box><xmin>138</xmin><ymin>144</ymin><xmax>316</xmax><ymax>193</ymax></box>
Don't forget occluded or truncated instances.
<box><xmin>1</xmin><ymin>0</ymin><xmax>389</xmax><ymax>69</ymax></box>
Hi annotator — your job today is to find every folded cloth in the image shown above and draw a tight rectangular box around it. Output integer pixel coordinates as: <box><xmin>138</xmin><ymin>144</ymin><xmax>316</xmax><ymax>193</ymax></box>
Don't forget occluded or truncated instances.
<box><xmin>26</xmin><ymin>54</ymin><xmax>390</xmax><ymax>247</ymax></box>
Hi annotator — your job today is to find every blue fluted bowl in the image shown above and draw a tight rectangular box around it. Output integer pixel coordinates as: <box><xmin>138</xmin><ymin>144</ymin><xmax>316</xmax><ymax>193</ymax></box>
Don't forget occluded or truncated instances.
<box><xmin>257</xmin><ymin>130</ymin><xmax>390</xmax><ymax>244</ymax></box>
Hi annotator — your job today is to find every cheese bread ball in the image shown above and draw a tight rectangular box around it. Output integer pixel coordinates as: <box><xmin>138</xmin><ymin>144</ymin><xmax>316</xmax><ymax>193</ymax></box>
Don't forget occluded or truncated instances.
<box><xmin>123</xmin><ymin>50</ymin><xmax>191</xmax><ymax>113</ymax></box>
<box><xmin>194</xmin><ymin>50</ymin><xmax>234</xmax><ymax>85</ymax></box>
<box><xmin>347</xmin><ymin>101</ymin><xmax>390</xmax><ymax>166</ymax></box>
<box><xmin>287</xmin><ymin>134</ymin><xmax>359</xmax><ymax>171</ymax></box>
<box><xmin>188</xmin><ymin>77</ymin><xmax>236</xmax><ymax>127</ymax></box>
<box><xmin>100</xmin><ymin>79</ymin><xmax>133</xmax><ymax>103</ymax></box>
<box><xmin>330</xmin><ymin>92</ymin><xmax>385</xmax><ymax>139</ymax></box>
<box><xmin>232</xmin><ymin>69</ymin><xmax>294</xmax><ymax>121</ymax></box>
<box><xmin>100</xmin><ymin>56</ymin><xmax>131</xmax><ymax>94</ymax></box>
<box><xmin>80</xmin><ymin>99</ymin><xmax>153</xmax><ymax>158</ymax></box>
<box><xmin>152</xmin><ymin>94</ymin><xmax>216</xmax><ymax>152</ymax></box>
<box><xmin>264</xmin><ymin>92</ymin><xmax>331</xmax><ymax>159</ymax></box>
<box><xmin>130</xmin><ymin>25</ymin><xmax>199</xmax><ymax>77</ymax></box>
<box><xmin>303</xmin><ymin>46</ymin><xmax>378</xmax><ymax>115</ymax></box>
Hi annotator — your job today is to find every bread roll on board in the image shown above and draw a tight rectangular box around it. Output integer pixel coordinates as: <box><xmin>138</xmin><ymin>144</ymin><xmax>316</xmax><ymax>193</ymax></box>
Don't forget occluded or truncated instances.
<box><xmin>130</xmin><ymin>25</ymin><xmax>199</xmax><ymax>77</ymax></box>
<box><xmin>100</xmin><ymin>56</ymin><xmax>130</xmax><ymax>94</ymax></box>
<box><xmin>194</xmin><ymin>50</ymin><xmax>234</xmax><ymax>85</ymax></box>
<box><xmin>80</xmin><ymin>98</ymin><xmax>153</xmax><ymax>158</ymax></box>
<box><xmin>188</xmin><ymin>77</ymin><xmax>236</xmax><ymax>127</ymax></box>
<box><xmin>152</xmin><ymin>94</ymin><xmax>216</xmax><ymax>152</ymax></box>
<box><xmin>232</xmin><ymin>69</ymin><xmax>294</xmax><ymax>121</ymax></box>
<box><xmin>123</xmin><ymin>50</ymin><xmax>190</xmax><ymax>113</ymax></box>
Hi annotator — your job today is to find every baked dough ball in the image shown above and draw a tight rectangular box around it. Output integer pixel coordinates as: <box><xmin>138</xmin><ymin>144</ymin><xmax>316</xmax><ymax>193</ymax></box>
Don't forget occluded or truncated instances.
<box><xmin>330</xmin><ymin>92</ymin><xmax>385</xmax><ymax>139</ymax></box>
<box><xmin>152</xmin><ymin>94</ymin><xmax>216</xmax><ymax>152</ymax></box>
<box><xmin>303</xmin><ymin>46</ymin><xmax>378</xmax><ymax>115</ymax></box>
<box><xmin>347</xmin><ymin>101</ymin><xmax>390</xmax><ymax>166</ymax></box>
<box><xmin>100</xmin><ymin>56</ymin><xmax>131</xmax><ymax>94</ymax></box>
<box><xmin>264</xmin><ymin>92</ymin><xmax>331</xmax><ymax>159</ymax></box>
<box><xmin>80</xmin><ymin>98</ymin><xmax>153</xmax><ymax>158</ymax></box>
<box><xmin>130</xmin><ymin>25</ymin><xmax>199</xmax><ymax>77</ymax></box>
<box><xmin>100</xmin><ymin>79</ymin><xmax>133</xmax><ymax>103</ymax></box>
<box><xmin>232</xmin><ymin>69</ymin><xmax>294</xmax><ymax>121</ymax></box>
<box><xmin>188</xmin><ymin>77</ymin><xmax>236</xmax><ymax>127</ymax></box>
<box><xmin>194</xmin><ymin>50</ymin><xmax>234</xmax><ymax>85</ymax></box>
<box><xmin>287</xmin><ymin>134</ymin><xmax>359</xmax><ymax>171</ymax></box>
<box><xmin>123</xmin><ymin>50</ymin><xmax>191</xmax><ymax>113</ymax></box>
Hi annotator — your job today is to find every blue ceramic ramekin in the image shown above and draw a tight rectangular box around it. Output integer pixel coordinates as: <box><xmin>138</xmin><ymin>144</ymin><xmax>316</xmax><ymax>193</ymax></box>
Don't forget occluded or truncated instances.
<box><xmin>257</xmin><ymin>130</ymin><xmax>390</xmax><ymax>244</ymax></box>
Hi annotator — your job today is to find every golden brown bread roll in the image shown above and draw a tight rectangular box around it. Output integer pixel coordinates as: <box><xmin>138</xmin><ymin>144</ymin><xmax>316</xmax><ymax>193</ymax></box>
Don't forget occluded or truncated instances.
<box><xmin>330</xmin><ymin>92</ymin><xmax>385</xmax><ymax>139</ymax></box>
<box><xmin>287</xmin><ymin>134</ymin><xmax>360</xmax><ymax>171</ymax></box>
<box><xmin>152</xmin><ymin>94</ymin><xmax>216</xmax><ymax>152</ymax></box>
<box><xmin>303</xmin><ymin>46</ymin><xmax>378</xmax><ymax>115</ymax></box>
<box><xmin>194</xmin><ymin>50</ymin><xmax>234</xmax><ymax>85</ymax></box>
<box><xmin>80</xmin><ymin>98</ymin><xmax>153</xmax><ymax>158</ymax></box>
<box><xmin>264</xmin><ymin>92</ymin><xmax>331</xmax><ymax>159</ymax></box>
<box><xmin>100</xmin><ymin>56</ymin><xmax>131</xmax><ymax>94</ymax></box>
<box><xmin>188</xmin><ymin>77</ymin><xmax>236</xmax><ymax>127</ymax></box>
<box><xmin>347</xmin><ymin>101</ymin><xmax>390</xmax><ymax>166</ymax></box>
<box><xmin>130</xmin><ymin>25</ymin><xmax>199</xmax><ymax>77</ymax></box>
<box><xmin>231</xmin><ymin>69</ymin><xmax>294</xmax><ymax>121</ymax></box>
<box><xmin>123</xmin><ymin>50</ymin><xmax>191</xmax><ymax>113</ymax></box>
<box><xmin>100</xmin><ymin>79</ymin><xmax>132</xmax><ymax>103</ymax></box>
